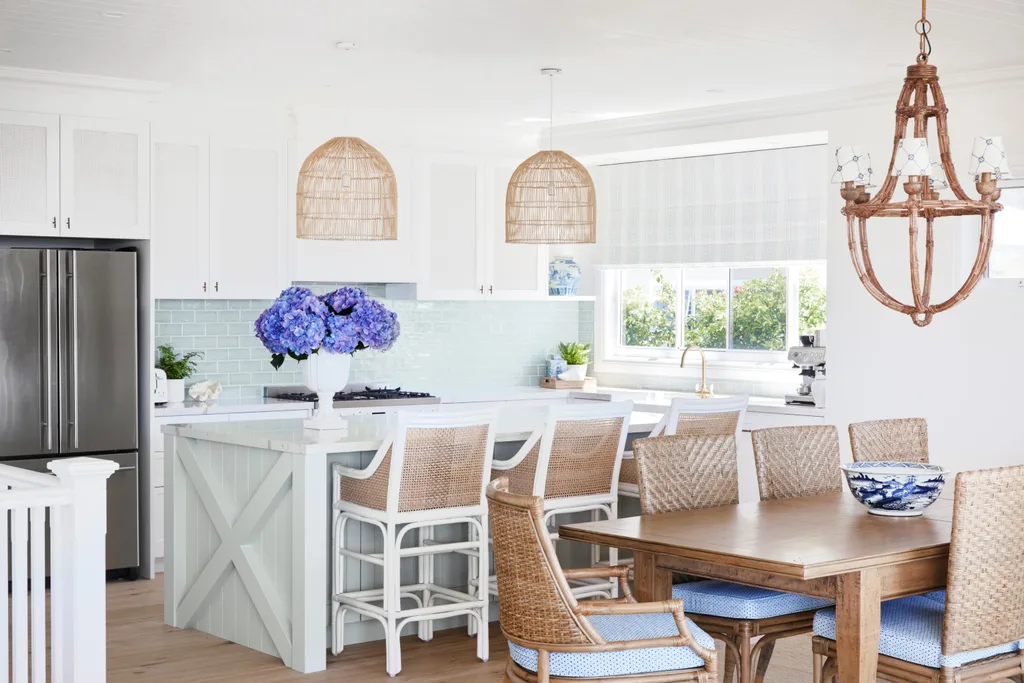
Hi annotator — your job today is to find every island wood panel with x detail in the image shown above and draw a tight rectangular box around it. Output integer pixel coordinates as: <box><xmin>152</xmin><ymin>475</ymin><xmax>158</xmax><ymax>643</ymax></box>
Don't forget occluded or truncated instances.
<box><xmin>560</xmin><ymin>491</ymin><xmax>955</xmax><ymax>683</ymax></box>
<box><xmin>164</xmin><ymin>436</ymin><xmax>328</xmax><ymax>673</ymax></box>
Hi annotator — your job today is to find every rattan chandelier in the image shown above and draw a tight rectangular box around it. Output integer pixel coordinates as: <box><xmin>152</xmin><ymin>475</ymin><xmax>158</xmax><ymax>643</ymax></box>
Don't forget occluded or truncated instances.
<box><xmin>296</xmin><ymin>137</ymin><xmax>397</xmax><ymax>240</ymax></box>
<box><xmin>836</xmin><ymin>0</ymin><xmax>1010</xmax><ymax>326</ymax></box>
<box><xmin>506</xmin><ymin>68</ymin><xmax>596</xmax><ymax>244</ymax></box>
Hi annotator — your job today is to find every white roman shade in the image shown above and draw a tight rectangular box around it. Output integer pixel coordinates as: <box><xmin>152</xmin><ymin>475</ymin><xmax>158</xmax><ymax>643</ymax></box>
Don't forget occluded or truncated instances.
<box><xmin>595</xmin><ymin>144</ymin><xmax>828</xmax><ymax>266</ymax></box>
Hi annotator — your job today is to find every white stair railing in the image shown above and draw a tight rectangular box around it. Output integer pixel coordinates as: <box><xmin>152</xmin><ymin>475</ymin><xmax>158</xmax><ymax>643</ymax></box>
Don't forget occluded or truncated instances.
<box><xmin>0</xmin><ymin>457</ymin><xmax>117</xmax><ymax>683</ymax></box>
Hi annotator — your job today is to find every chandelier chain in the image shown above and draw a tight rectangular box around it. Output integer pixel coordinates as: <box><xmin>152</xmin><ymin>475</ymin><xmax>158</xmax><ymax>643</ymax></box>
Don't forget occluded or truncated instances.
<box><xmin>549</xmin><ymin>71</ymin><xmax>554</xmax><ymax>151</ymax></box>
<box><xmin>915</xmin><ymin>0</ymin><xmax>932</xmax><ymax>62</ymax></box>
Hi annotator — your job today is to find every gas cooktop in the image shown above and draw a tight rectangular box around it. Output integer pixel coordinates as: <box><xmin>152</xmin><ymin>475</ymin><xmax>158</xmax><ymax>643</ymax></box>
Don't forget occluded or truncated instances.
<box><xmin>266</xmin><ymin>386</ymin><xmax>438</xmax><ymax>405</ymax></box>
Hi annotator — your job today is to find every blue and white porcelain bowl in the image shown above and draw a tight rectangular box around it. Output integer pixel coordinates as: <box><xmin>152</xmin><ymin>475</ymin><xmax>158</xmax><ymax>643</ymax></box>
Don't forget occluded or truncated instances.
<box><xmin>840</xmin><ymin>461</ymin><xmax>950</xmax><ymax>517</ymax></box>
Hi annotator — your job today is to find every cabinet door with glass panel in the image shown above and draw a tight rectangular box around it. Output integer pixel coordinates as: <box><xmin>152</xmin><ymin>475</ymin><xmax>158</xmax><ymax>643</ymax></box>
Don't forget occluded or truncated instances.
<box><xmin>609</xmin><ymin>264</ymin><xmax>827</xmax><ymax>362</ymax></box>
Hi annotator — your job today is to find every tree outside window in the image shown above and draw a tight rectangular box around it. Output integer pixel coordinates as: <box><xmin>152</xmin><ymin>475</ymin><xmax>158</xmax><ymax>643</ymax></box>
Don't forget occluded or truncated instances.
<box><xmin>620</xmin><ymin>264</ymin><xmax>826</xmax><ymax>352</ymax></box>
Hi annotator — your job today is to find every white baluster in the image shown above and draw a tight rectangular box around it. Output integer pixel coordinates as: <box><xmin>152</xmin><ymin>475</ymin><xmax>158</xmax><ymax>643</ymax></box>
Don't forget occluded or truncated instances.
<box><xmin>30</xmin><ymin>507</ymin><xmax>46</xmax><ymax>683</ymax></box>
<box><xmin>12</xmin><ymin>507</ymin><xmax>28</xmax><ymax>683</ymax></box>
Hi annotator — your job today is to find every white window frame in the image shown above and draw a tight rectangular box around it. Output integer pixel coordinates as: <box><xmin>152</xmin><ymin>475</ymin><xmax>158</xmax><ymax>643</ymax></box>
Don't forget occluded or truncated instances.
<box><xmin>596</xmin><ymin>262</ymin><xmax>825</xmax><ymax>380</ymax></box>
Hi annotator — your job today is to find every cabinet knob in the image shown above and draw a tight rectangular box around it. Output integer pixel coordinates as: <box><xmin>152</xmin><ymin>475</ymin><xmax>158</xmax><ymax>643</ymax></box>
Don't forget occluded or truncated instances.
<box><xmin>489</xmin><ymin>285</ymin><xmax>493</xmax><ymax>294</ymax></box>
<box><xmin>203</xmin><ymin>282</ymin><xmax>207</xmax><ymax>292</ymax></box>
<box><xmin>479</xmin><ymin>285</ymin><xmax>484</xmax><ymax>294</ymax></box>
<box><xmin>52</xmin><ymin>217</ymin><xmax>57</xmax><ymax>230</ymax></box>
<box><xmin>215</xmin><ymin>281</ymin><xmax>219</xmax><ymax>292</ymax></box>
<box><xmin>66</xmin><ymin>218</ymin><xmax>71</xmax><ymax>231</ymax></box>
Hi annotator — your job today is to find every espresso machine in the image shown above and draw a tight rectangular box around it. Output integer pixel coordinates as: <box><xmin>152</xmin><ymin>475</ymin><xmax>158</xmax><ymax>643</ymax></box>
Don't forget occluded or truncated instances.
<box><xmin>785</xmin><ymin>334</ymin><xmax>826</xmax><ymax>406</ymax></box>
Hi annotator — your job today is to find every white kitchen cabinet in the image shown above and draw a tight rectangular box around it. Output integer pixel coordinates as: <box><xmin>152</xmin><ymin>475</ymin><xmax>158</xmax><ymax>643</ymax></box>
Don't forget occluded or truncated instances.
<box><xmin>418</xmin><ymin>159</ymin><xmax>548</xmax><ymax>301</ymax></box>
<box><xmin>209</xmin><ymin>137</ymin><xmax>288</xmax><ymax>299</ymax></box>
<box><xmin>151</xmin><ymin>131</ymin><xmax>210</xmax><ymax>299</ymax></box>
<box><xmin>59</xmin><ymin>116</ymin><xmax>150</xmax><ymax>239</ymax></box>
<box><xmin>149</xmin><ymin>133</ymin><xmax>288</xmax><ymax>299</ymax></box>
<box><xmin>0</xmin><ymin>111</ymin><xmax>60</xmax><ymax>237</ymax></box>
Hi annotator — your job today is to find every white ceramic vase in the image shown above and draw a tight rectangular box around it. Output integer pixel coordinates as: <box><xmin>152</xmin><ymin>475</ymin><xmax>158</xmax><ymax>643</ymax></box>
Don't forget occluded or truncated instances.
<box><xmin>166</xmin><ymin>379</ymin><xmax>185</xmax><ymax>403</ymax></box>
<box><xmin>302</xmin><ymin>352</ymin><xmax>352</xmax><ymax>430</ymax></box>
<box><xmin>559</xmin><ymin>364</ymin><xmax>588</xmax><ymax>382</ymax></box>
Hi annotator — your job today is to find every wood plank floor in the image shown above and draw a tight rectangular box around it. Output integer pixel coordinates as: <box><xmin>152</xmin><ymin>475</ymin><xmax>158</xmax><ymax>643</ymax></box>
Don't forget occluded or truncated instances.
<box><xmin>107</xmin><ymin>577</ymin><xmax>1014</xmax><ymax>683</ymax></box>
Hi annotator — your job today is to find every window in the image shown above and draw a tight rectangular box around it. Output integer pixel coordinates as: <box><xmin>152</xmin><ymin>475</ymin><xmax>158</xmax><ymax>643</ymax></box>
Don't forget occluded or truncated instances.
<box><xmin>609</xmin><ymin>263</ymin><xmax>826</xmax><ymax>361</ymax></box>
<box><xmin>988</xmin><ymin>185</ymin><xmax>1024</xmax><ymax>278</ymax></box>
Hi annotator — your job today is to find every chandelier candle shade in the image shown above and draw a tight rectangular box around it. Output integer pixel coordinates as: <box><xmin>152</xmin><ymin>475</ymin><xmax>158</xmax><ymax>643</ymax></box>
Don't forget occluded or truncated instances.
<box><xmin>296</xmin><ymin>137</ymin><xmax>398</xmax><ymax>240</ymax></box>
<box><xmin>506</xmin><ymin>68</ymin><xmax>596</xmax><ymax>244</ymax></box>
<box><xmin>836</xmin><ymin>0</ymin><xmax>1009</xmax><ymax>327</ymax></box>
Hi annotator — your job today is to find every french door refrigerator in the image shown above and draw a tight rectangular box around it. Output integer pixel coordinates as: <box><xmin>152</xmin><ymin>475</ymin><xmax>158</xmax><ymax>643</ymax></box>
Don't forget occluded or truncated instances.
<box><xmin>0</xmin><ymin>248</ymin><xmax>139</xmax><ymax>574</ymax></box>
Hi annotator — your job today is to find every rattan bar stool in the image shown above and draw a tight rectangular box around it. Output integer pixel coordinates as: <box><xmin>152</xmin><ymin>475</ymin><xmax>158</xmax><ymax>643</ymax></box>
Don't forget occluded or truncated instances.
<box><xmin>619</xmin><ymin>396</ymin><xmax>748</xmax><ymax>500</ymax></box>
<box><xmin>849</xmin><ymin>417</ymin><xmax>930</xmax><ymax>464</ymax></box>
<box><xmin>331</xmin><ymin>410</ymin><xmax>498</xmax><ymax>677</ymax></box>
<box><xmin>813</xmin><ymin>465</ymin><xmax>1024</xmax><ymax>683</ymax></box>
<box><xmin>487</xmin><ymin>477</ymin><xmax>718</xmax><ymax>683</ymax></box>
<box><xmin>631</xmin><ymin>426</ymin><xmax>841</xmax><ymax>683</ymax></box>
<box><xmin>489</xmin><ymin>401</ymin><xmax>634</xmax><ymax>602</ymax></box>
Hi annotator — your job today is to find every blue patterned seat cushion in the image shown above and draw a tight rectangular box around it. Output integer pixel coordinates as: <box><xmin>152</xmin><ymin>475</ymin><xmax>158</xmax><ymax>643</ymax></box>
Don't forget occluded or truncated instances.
<box><xmin>672</xmin><ymin>580</ymin><xmax>833</xmax><ymax>620</ymax></box>
<box><xmin>813</xmin><ymin>595</ymin><xmax>1022</xmax><ymax>668</ymax></box>
<box><xmin>508</xmin><ymin>612</ymin><xmax>715</xmax><ymax>677</ymax></box>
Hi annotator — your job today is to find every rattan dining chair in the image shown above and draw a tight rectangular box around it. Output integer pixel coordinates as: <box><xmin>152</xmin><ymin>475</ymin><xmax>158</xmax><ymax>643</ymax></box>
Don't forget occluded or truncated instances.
<box><xmin>487</xmin><ymin>477</ymin><xmax>718</xmax><ymax>683</ymax></box>
<box><xmin>750</xmin><ymin>425</ymin><xmax>844</xmax><ymax>501</ymax></box>
<box><xmin>331</xmin><ymin>410</ymin><xmax>499</xmax><ymax>677</ymax></box>
<box><xmin>812</xmin><ymin>465</ymin><xmax>1024</xmax><ymax>683</ymax></box>
<box><xmin>490</xmin><ymin>401</ymin><xmax>633</xmax><ymax>601</ymax></box>
<box><xmin>633</xmin><ymin>433</ymin><xmax>833</xmax><ymax>683</ymax></box>
<box><xmin>849</xmin><ymin>417</ymin><xmax>930</xmax><ymax>464</ymax></box>
<box><xmin>619</xmin><ymin>395</ymin><xmax>748</xmax><ymax>500</ymax></box>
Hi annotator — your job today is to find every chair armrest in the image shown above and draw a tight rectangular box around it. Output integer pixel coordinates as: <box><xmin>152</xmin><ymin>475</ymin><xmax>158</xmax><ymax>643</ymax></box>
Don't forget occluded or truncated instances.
<box><xmin>563</xmin><ymin>565</ymin><xmax>635</xmax><ymax>601</ymax></box>
<box><xmin>491</xmin><ymin>430</ymin><xmax>541</xmax><ymax>471</ymax></box>
<box><xmin>574</xmin><ymin>598</ymin><xmax>718</xmax><ymax>663</ymax></box>
<box><xmin>331</xmin><ymin>438</ymin><xmax>392</xmax><ymax>481</ymax></box>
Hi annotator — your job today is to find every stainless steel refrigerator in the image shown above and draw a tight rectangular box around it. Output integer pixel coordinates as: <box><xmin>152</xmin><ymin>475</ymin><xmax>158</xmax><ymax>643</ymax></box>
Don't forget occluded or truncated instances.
<box><xmin>0</xmin><ymin>248</ymin><xmax>139</xmax><ymax>574</ymax></box>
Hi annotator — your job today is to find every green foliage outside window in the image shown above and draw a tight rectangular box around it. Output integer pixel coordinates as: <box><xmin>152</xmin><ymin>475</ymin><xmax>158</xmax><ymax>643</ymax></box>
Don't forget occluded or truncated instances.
<box><xmin>621</xmin><ymin>267</ymin><xmax>827</xmax><ymax>351</ymax></box>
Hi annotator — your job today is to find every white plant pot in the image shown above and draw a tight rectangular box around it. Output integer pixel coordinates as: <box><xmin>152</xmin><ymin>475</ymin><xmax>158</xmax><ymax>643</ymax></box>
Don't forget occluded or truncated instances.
<box><xmin>166</xmin><ymin>379</ymin><xmax>185</xmax><ymax>403</ymax></box>
<box><xmin>302</xmin><ymin>352</ymin><xmax>352</xmax><ymax>431</ymax></box>
<box><xmin>559</xmin><ymin>364</ymin><xmax>588</xmax><ymax>382</ymax></box>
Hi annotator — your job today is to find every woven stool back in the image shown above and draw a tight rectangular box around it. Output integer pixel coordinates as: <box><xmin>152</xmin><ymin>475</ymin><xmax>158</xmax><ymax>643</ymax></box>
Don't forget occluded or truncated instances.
<box><xmin>943</xmin><ymin>465</ymin><xmax>1024</xmax><ymax>656</ymax></box>
<box><xmin>633</xmin><ymin>434</ymin><xmax>739</xmax><ymax>515</ymax></box>
<box><xmin>750</xmin><ymin>425</ymin><xmax>842</xmax><ymax>501</ymax></box>
<box><xmin>650</xmin><ymin>395</ymin><xmax>749</xmax><ymax>439</ymax></box>
<box><xmin>486</xmin><ymin>478</ymin><xmax>599</xmax><ymax>646</ymax></box>
<box><xmin>849</xmin><ymin>418</ymin><xmax>929</xmax><ymax>464</ymax></box>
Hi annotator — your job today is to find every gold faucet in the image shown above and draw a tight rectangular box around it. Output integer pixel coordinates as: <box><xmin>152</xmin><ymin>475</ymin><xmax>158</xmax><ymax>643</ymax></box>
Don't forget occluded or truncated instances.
<box><xmin>681</xmin><ymin>345</ymin><xmax>713</xmax><ymax>399</ymax></box>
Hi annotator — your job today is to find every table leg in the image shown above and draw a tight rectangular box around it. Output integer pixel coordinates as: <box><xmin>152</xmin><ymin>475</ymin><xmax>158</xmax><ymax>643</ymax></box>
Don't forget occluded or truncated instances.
<box><xmin>633</xmin><ymin>552</ymin><xmax>672</xmax><ymax>602</ymax></box>
<box><xmin>835</xmin><ymin>569</ymin><xmax>881</xmax><ymax>683</ymax></box>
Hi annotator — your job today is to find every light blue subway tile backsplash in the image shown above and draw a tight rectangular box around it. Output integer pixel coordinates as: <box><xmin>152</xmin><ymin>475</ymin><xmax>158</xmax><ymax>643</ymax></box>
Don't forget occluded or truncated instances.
<box><xmin>154</xmin><ymin>288</ymin><xmax>593</xmax><ymax>399</ymax></box>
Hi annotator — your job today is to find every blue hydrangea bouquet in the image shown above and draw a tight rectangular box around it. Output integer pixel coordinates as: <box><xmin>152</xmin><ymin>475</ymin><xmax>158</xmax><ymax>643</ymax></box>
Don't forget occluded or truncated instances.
<box><xmin>254</xmin><ymin>286</ymin><xmax>400</xmax><ymax>370</ymax></box>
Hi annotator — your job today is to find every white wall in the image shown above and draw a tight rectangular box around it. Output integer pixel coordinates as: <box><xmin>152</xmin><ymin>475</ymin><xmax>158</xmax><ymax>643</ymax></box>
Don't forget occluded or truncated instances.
<box><xmin>556</xmin><ymin>65</ymin><xmax>1024</xmax><ymax>469</ymax></box>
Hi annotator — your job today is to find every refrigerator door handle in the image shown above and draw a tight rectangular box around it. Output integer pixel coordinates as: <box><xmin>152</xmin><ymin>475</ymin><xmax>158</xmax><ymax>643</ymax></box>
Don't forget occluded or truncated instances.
<box><xmin>40</xmin><ymin>252</ymin><xmax>54</xmax><ymax>451</ymax></box>
<box><xmin>66</xmin><ymin>252</ymin><xmax>79</xmax><ymax>449</ymax></box>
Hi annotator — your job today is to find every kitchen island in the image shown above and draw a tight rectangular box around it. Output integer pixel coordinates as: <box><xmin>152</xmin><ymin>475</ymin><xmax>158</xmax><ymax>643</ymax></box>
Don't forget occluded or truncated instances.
<box><xmin>161</xmin><ymin>408</ymin><xmax>663</xmax><ymax>674</ymax></box>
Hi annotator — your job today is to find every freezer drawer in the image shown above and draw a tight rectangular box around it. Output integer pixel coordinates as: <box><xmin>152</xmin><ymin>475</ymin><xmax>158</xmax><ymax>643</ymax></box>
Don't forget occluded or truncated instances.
<box><xmin>6</xmin><ymin>452</ymin><xmax>139</xmax><ymax>573</ymax></box>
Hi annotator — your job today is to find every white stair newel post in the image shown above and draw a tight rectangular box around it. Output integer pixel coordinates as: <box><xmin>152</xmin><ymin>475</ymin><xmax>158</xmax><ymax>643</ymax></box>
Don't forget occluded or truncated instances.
<box><xmin>48</xmin><ymin>457</ymin><xmax>119</xmax><ymax>683</ymax></box>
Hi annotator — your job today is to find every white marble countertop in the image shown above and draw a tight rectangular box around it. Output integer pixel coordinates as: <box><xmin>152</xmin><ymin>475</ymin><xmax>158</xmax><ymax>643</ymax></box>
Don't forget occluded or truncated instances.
<box><xmin>162</xmin><ymin>409</ymin><xmax>666</xmax><ymax>456</ymax></box>
<box><xmin>153</xmin><ymin>397</ymin><xmax>313</xmax><ymax>418</ymax></box>
<box><xmin>583</xmin><ymin>387</ymin><xmax>825</xmax><ymax>417</ymax></box>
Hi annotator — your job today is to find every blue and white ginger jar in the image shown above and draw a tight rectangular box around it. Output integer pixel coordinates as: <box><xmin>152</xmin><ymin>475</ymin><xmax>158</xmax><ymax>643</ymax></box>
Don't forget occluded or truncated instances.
<box><xmin>549</xmin><ymin>257</ymin><xmax>582</xmax><ymax>296</ymax></box>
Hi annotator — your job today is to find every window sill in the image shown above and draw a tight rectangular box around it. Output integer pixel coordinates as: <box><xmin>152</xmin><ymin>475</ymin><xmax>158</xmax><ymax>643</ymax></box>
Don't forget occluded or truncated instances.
<box><xmin>595</xmin><ymin>355</ymin><xmax>795</xmax><ymax>384</ymax></box>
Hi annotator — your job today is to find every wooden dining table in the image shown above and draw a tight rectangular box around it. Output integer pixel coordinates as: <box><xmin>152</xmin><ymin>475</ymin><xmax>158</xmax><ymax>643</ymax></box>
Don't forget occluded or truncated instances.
<box><xmin>560</xmin><ymin>490</ymin><xmax>955</xmax><ymax>683</ymax></box>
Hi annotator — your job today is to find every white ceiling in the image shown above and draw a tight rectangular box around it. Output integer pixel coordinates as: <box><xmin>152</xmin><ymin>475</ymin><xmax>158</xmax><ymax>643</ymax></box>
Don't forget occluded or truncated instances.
<box><xmin>1</xmin><ymin>0</ymin><xmax>1023</xmax><ymax>133</ymax></box>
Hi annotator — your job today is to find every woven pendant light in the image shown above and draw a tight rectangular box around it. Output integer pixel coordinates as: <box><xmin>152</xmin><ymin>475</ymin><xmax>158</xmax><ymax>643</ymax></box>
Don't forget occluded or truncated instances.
<box><xmin>296</xmin><ymin>137</ymin><xmax>397</xmax><ymax>240</ymax></box>
<box><xmin>506</xmin><ymin>69</ymin><xmax>596</xmax><ymax>244</ymax></box>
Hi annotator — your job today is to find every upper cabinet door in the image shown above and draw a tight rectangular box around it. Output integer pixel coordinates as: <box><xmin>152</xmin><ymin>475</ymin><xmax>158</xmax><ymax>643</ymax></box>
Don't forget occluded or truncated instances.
<box><xmin>209</xmin><ymin>138</ymin><xmax>288</xmax><ymax>300</ymax></box>
<box><xmin>0</xmin><ymin>111</ymin><xmax>60</xmax><ymax>237</ymax></box>
<box><xmin>59</xmin><ymin>116</ymin><xmax>150</xmax><ymax>240</ymax></box>
<box><xmin>418</xmin><ymin>161</ymin><xmax>486</xmax><ymax>300</ymax></box>
<box><xmin>485</xmin><ymin>165</ymin><xmax>547</xmax><ymax>299</ymax></box>
<box><xmin>151</xmin><ymin>131</ymin><xmax>210</xmax><ymax>299</ymax></box>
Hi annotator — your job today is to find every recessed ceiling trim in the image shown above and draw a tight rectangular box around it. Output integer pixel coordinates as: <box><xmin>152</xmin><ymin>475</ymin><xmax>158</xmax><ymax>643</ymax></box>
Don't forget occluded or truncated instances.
<box><xmin>0</xmin><ymin>66</ymin><xmax>168</xmax><ymax>93</ymax></box>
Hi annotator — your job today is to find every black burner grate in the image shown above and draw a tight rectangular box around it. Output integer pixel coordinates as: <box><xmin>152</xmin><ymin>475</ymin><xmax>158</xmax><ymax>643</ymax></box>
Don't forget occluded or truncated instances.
<box><xmin>273</xmin><ymin>387</ymin><xmax>434</xmax><ymax>403</ymax></box>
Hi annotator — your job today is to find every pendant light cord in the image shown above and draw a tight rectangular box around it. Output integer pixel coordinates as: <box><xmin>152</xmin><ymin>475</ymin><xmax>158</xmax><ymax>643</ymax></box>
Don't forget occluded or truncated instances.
<box><xmin>549</xmin><ymin>72</ymin><xmax>554</xmax><ymax>151</ymax></box>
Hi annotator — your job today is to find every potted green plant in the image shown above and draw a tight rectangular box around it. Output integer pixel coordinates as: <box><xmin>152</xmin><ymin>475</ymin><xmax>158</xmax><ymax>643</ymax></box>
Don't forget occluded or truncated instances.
<box><xmin>558</xmin><ymin>342</ymin><xmax>591</xmax><ymax>381</ymax></box>
<box><xmin>156</xmin><ymin>344</ymin><xmax>203</xmax><ymax>403</ymax></box>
